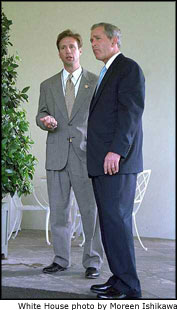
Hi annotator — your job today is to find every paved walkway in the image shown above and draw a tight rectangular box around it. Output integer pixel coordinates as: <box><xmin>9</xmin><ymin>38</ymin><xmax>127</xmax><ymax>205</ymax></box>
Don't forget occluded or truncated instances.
<box><xmin>1</xmin><ymin>230</ymin><xmax>176</xmax><ymax>300</ymax></box>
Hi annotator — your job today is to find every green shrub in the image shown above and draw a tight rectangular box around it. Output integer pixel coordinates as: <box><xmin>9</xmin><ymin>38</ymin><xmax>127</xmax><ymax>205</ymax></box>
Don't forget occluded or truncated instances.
<box><xmin>1</xmin><ymin>10</ymin><xmax>37</xmax><ymax>198</ymax></box>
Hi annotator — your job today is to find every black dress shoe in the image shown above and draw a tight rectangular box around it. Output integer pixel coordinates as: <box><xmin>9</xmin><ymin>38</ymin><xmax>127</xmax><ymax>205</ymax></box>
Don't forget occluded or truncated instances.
<box><xmin>97</xmin><ymin>287</ymin><xmax>141</xmax><ymax>299</ymax></box>
<box><xmin>85</xmin><ymin>267</ymin><xmax>100</xmax><ymax>279</ymax></box>
<box><xmin>43</xmin><ymin>263</ymin><xmax>66</xmax><ymax>274</ymax></box>
<box><xmin>91</xmin><ymin>282</ymin><xmax>112</xmax><ymax>293</ymax></box>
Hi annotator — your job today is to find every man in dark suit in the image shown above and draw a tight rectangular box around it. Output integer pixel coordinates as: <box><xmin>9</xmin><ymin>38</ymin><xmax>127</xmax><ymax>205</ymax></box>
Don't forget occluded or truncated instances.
<box><xmin>87</xmin><ymin>23</ymin><xmax>145</xmax><ymax>299</ymax></box>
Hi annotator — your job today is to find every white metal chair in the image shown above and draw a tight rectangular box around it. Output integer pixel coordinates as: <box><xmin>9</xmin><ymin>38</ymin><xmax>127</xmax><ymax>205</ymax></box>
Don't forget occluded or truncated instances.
<box><xmin>8</xmin><ymin>185</ymin><xmax>84</xmax><ymax>247</ymax></box>
<box><xmin>8</xmin><ymin>189</ymin><xmax>51</xmax><ymax>245</ymax></box>
<box><xmin>70</xmin><ymin>169</ymin><xmax>151</xmax><ymax>250</ymax></box>
<box><xmin>70</xmin><ymin>188</ymin><xmax>85</xmax><ymax>247</ymax></box>
<box><xmin>7</xmin><ymin>170</ymin><xmax>151</xmax><ymax>250</ymax></box>
<box><xmin>133</xmin><ymin>169</ymin><xmax>151</xmax><ymax>251</ymax></box>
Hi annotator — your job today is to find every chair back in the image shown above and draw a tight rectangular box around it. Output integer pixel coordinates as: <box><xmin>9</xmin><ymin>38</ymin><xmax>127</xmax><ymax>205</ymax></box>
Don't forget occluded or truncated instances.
<box><xmin>133</xmin><ymin>169</ymin><xmax>151</xmax><ymax>215</ymax></box>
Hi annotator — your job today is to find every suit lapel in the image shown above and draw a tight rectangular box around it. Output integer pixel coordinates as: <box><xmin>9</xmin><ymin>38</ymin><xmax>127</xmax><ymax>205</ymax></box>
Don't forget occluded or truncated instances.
<box><xmin>51</xmin><ymin>69</ymin><xmax>97</xmax><ymax>121</ymax></box>
<box><xmin>51</xmin><ymin>71</ymin><xmax>69</xmax><ymax>121</ymax></box>
<box><xmin>89</xmin><ymin>67</ymin><xmax>112</xmax><ymax>114</ymax></box>
<box><xmin>89</xmin><ymin>54</ymin><xmax>124</xmax><ymax>114</ymax></box>
<box><xmin>69</xmin><ymin>70</ymin><xmax>92</xmax><ymax>121</ymax></box>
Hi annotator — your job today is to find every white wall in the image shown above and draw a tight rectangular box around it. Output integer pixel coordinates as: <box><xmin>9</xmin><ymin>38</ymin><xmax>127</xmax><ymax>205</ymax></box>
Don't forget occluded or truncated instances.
<box><xmin>2</xmin><ymin>1</ymin><xmax>175</xmax><ymax>239</ymax></box>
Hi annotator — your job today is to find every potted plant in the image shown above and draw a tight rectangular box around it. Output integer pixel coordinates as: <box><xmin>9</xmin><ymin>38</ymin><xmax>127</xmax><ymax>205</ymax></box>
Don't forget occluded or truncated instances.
<box><xmin>1</xmin><ymin>10</ymin><xmax>37</xmax><ymax>257</ymax></box>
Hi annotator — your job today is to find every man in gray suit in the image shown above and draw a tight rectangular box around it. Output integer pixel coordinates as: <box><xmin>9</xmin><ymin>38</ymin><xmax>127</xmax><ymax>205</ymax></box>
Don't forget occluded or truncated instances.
<box><xmin>36</xmin><ymin>29</ymin><xmax>103</xmax><ymax>278</ymax></box>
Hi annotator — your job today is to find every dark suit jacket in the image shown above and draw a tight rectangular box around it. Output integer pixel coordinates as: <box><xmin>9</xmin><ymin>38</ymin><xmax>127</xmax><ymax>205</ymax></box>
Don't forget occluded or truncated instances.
<box><xmin>87</xmin><ymin>53</ymin><xmax>145</xmax><ymax>176</ymax></box>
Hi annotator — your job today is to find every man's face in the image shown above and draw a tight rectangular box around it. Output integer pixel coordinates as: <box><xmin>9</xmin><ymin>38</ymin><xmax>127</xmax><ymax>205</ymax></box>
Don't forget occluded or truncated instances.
<box><xmin>90</xmin><ymin>26</ymin><xmax>115</xmax><ymax>63</ymax></box>
<box><xmin>59</xmin><ymin>37</ymin><xmax>82</xmax><ymax>68</ymax></box>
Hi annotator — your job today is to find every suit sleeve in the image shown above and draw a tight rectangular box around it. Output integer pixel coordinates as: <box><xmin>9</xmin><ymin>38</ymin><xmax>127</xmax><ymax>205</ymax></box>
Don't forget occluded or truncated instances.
<box><xmin>110</xmin><ymin>62</ymin><xmax>145</xmax><ymax>158</ymax></box>
<box><xmin>36</xmin><ymin>83</ymin><xmax>53</xmax><ymax>131</ymax></box>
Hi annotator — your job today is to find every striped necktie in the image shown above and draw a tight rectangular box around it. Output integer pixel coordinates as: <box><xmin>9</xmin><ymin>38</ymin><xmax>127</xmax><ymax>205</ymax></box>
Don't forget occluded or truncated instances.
<box><xmin>65</xmin><ymin>74</ymin><xmax>75</xmax><ymax>118</ymax></box>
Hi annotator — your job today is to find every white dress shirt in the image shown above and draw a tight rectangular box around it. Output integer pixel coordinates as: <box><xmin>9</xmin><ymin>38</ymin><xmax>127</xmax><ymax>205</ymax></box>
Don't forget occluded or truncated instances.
<box><xmin>105</xmin><ymin>52</ymin><xmax>121</xmax><ymax>70</ymax></box>
<box><xmin>62</xmin><ymin>66</ymin><xmax>83</xmax><ymax>97</ymax></box>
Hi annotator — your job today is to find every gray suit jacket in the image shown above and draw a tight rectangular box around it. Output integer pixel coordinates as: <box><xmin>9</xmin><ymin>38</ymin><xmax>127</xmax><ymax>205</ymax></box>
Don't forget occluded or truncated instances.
<box><xmin>36</xmin><ymin>69</ymin><xmax>98</xmax><ymax>170</ymax></box>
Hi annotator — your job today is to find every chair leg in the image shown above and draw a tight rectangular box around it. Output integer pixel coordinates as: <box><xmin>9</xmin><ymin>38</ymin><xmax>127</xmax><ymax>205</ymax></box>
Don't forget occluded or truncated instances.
<box><xmin>71</xmin><ymin>211</ymin><xmax>77</xmax><ymax>240</ymax></box>
<box><xmin>78</xmin><ymin>220</ymin><xmax>85</xmax><ymax>247</ymax></box>
<box><xmin>133</xmin><ymin>214</ymin><xmax>148</xmax><ymax>251</ymax></box>
<box><xmin>8</xmin><ymin>197</ymin><xmax>17</xmax><ymax>241</ymax></box>
<box><xmin>12</xmin><ymin>210</ymin><xmax>23</xmax><ymax>240</ymax></box>
<box><xmin>8</xmin><ymin>207</ymin><xmax>22</xmax><ymax>241</ymax></box>
<box><xmin>8</xmin><ymin>216</ymin><xmax>18</xmax><ymax>241</ymax></box>
<box><xmin>79</xmin><ymin>234</ymin><xmax>85</xmax><ymax>247</ymax></box>
<box><xmin>45</xmin><ymin>209</ymin><xmax>51</xmax><ymax>245</ymax></box>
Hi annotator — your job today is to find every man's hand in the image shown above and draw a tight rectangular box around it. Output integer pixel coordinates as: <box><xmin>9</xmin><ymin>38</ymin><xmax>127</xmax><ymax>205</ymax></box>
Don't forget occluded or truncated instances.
<box><xmin>104</xmin><ymin>152</ymin><xmax>121</xmax><ymax>175</ymax></box>
<box><xmin>40</xmin><ymin>115</ymin><xmax>57</xmax><ymax>129</ymax></box>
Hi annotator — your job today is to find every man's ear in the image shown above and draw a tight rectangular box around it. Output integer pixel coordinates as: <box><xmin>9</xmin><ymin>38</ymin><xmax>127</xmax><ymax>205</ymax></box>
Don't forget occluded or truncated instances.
<box><xmin>79</xmin><ymin>48</ymin><xmax>82</xmax><ymax>56</ymax></box>
<box><xmin>112</xmin><ymin>36</ymin><xmax>118</xmax><ymax>47</ymax></box>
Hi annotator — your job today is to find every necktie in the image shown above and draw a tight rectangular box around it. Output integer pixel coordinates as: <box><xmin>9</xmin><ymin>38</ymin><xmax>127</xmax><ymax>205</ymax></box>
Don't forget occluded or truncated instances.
<box><xmin>96</xmin><ymin>66</ymin><xmax>107</xmax><ymax>92</ymax></box>
<box><xmin>65</xmin><ymin>74</ymin><xmax>75</xmax><ymax>118</ymax></box>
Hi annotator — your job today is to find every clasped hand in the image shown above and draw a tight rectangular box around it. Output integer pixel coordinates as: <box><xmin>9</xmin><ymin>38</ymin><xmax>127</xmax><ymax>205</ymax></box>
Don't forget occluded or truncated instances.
<box><xmin>40</xmin><ymin>115</ymin><xmax>57</xmax><ymax>129</ymax></box>
<box><xmin>104</xmin><ymin>152</ymin><xmax>121</xmax><ymax>175</ymax></box>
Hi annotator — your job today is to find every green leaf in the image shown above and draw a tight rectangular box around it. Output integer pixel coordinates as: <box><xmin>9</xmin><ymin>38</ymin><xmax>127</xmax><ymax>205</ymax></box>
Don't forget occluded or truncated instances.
<box><xmin>21</xmin><ymin>86</ymin><xmax>30</xmax><ymax>93</ymax></box>
<box><xmin>15</xmin><ymin>55</ymin><xmax>21</xmax><ymax>61</ymax></box>
<box><xmin>21</xmin><ymin>93</ymin><xmax>28</xmax><ymax>100</ymax></box>
<box><xmin>11</xmin><ymin>63</ymin><xmax>19</xmax><ymax>68</ymax></box>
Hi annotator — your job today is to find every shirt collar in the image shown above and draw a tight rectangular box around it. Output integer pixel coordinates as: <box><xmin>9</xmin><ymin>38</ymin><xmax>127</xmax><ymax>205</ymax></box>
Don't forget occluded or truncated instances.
<box><xmin>105</xmin><ymin>52</ymin><xmax>121</xmax><ymax>70</ymax></box>
<box><xmin>63</xmin><ymin>66</ymin><xmax>82</xmax><ymax>82</ymax></box>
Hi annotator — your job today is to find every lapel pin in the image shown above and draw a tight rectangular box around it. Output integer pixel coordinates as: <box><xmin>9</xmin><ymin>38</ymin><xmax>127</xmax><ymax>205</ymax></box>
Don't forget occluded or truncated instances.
<box><xmin>85</xmin><ymin>84</ymin><xmax>89</xmax><ymax>88</ymax></box>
